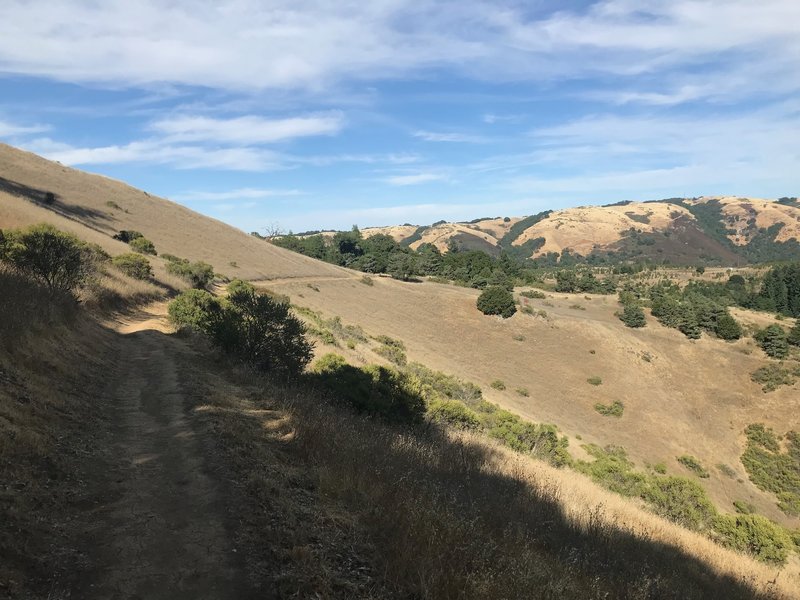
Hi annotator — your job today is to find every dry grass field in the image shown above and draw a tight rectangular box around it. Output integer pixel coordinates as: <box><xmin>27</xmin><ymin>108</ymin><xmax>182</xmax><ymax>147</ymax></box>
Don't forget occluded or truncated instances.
<box><xmin>356</xmin><ymin>197</ymin><xmax>800</xmax><ymax>260</ymax></box>
<box><xmin>2</xmin><ymin>143</ymin><xmax>800</xmax><ymax>596</ymax></box>
<box><xmin>0</xmin><ymin>143</ymin><xmax>347</xmax><ymax>282</ymax></box>
<box><xmin>265</xmin><ymin>274</ymin><xmax>800</xmax><ymax>531</ymax></box>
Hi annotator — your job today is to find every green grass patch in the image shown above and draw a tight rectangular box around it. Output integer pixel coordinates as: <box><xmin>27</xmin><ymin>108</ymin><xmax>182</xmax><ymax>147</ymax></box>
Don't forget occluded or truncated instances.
<box><xmin>594</xmin><ymin>400</ymin><xmax>624</xmax><ymax>417</ymax></box>
<box><xmin>586</xmin><ymin>376</ymin><xmax>603</xmax><ymax>386</ymax></box>
<box><xmin>741</xmin><ymin>424</ymin><xmax>800</xmax><ymax>516</ymax></box>
<box><xmin>677</xmin><ymin>455</ymin><xmax>710</xmax><ymax>478</ymax></box>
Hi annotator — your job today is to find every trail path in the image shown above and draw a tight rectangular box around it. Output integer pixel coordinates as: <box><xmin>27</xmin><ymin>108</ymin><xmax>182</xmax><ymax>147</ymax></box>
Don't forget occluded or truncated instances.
<box><xmin>75</xmin><ymin>302</ymin><xmax>251</xmax><ymax>599</ymax></box>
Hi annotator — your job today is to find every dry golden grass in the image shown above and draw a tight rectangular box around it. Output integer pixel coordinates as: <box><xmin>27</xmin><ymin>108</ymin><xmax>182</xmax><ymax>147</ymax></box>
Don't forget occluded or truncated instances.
<box><xmin>265</xmin><ymin>275</ymin><xmax>800</xmax><ymax>531</ymax></box>
<box><xmin>179</xmin><ymin>354</ymin><xmax>800</xmax><ymax>599</ymax></box>
<box><xmin>0</xmin><ymin>143</ymin><xmax>348</xmax><ymax>282</ymax></box>
<box><xmin>0</xmin><ymin>270</ymin><xmax>124</xmax><ymax>597</ymax></box>
<box><xmin>686</xmin><ymin>196</ymin><xmax>800</xmax><ymax>246</ymax></box>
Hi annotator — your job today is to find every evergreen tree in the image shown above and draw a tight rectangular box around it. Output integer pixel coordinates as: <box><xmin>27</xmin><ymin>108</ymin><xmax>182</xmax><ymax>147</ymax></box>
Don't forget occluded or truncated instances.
<box><xmin>476</xmin><ymin>286</ymin><xmax>516</xmax><ymax>318</ymax></box>
<box><xmin>786</xmin><ymin>320</ymin><xmax>800</xmax><ymax>347</ymax></box>
<box><xmin>619</xmin><ymin>303</ymin><xmax>646</xmax><ymax>328</ymax></box>
<box><xmin>715</xmin><ymin>312</ymin><xmax>743</xmax><ymax>340</ymax></box>
<box><xmin>755</xmin><ymin>324</ymin><xmax>789</xmax><ymax>359</ymax></box>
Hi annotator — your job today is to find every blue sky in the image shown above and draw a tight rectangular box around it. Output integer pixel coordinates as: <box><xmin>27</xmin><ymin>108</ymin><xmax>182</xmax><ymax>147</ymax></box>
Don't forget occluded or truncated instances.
<box><xmin>1</xmin><ymin>1</ymin><xmax>798</xmax><ymax>233</ymax></box>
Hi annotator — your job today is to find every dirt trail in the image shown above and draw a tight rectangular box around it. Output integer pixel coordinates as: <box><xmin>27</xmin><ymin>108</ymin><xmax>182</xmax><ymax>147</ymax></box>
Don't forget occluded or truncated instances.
<box><xmin>74</xmin><ymin>303</ymin><xmax>251</xmax><ymax>599</ymax></box>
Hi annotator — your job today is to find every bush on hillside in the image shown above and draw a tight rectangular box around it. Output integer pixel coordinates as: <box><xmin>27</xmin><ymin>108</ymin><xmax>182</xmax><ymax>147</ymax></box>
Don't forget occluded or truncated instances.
<box><xmin>788</xmin><ymin>321</ymin><xmax>800</xmax><ymax>347</ymax></box>
<box><xmin>0</xmin><ymin>224</ymin><xmax>94</xmax><ymax>295</ymax></box>
<box><xmin>713</xmin><ymin>514</ymin><xmax>793</xmax><ymax>564</ymax></box>
<box><xmin>128</xmin><ymin>236</ymin><xmax>157</xmax><ymax>255</ymax></box>
<box><xmin>112</xmin><ymin>253</ymin><xmax>153</xmax><ymax>280</ymax></box>
<box><xmin>168</xmin><ymin>284</ymin><xmax>312</xmax><ymax>379</ymax></box>
<box><xmin>715</xmin><ymin>312</ymin><xmax>743</xmax><ymax>340</ymax></box>
<box><xmin>476</xmin><ymin>286</ymin><xmax>516</xmax><ymax>318</ymax></box>
<box><xmin>310</xmin><ymin>353</ymin><xmax>426</xmax><ymax>425</ymax></box>
<box><xmin>164</xmin><ymin>255</ymin><xmax>215</xmax><ymax>288</ymax></box>
<box><xmin>619</xmin><ymin>303</ymin><xmax>646</xmax><ymax>328</ymax></box>
<box><xmin>754</xmin><ymin>324</ymin><xmax>789</xmax><ymax>359</ymax></box>
<box><xmin>168</xmin><ymin>288</ymin><xmax>222</xmax><ymax>332</ymax></box>
<box><xmin>112</xmin><ymin>230</ymin><xmax>144</xmax><ymax>243</ymax></box>
<box><xmin>427</xmin><ymin>399</ymin><xmax>481</xmax><ymax>430</ymax></box>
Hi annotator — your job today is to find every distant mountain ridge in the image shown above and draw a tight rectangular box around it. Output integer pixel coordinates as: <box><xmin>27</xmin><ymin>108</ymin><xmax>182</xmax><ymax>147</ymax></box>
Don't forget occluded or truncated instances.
<box><xmin>347</xmin><ymin>197</ymin><xmax>800</xmax><ymax>265</ymax></box>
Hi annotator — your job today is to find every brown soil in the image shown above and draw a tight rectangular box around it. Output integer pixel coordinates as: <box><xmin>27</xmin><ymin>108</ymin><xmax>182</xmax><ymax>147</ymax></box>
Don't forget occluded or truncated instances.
<box><xmin>64</xmin><ymin>306</ymin><xmax>254</xmax><ymax>599</ymax></box>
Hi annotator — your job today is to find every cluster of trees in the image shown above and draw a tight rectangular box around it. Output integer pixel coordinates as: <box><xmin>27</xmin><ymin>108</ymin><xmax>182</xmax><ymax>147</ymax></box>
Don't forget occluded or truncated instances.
<box><xmin>555</xmin><ymin>269</ymin><xmax>617</xmax><ymax>294</ymax></box>
<box><xmin>753</xmin><ymin>264</ymin><xmax>800</xmax><ymax>317</ymax></box>
<box><xmin>168</xmin><ymin>280</ymin><xmax>312</xmax><ymax>379</ymax></box>
<box><xmin>272</xmin><ymin>226</ymin><xmax>617</xmax><ymax>290</ymax></box>
<box><xmin>648</xmin><ymin>281</ymin><xmax>743</xmax><ymax>340</ymax></box>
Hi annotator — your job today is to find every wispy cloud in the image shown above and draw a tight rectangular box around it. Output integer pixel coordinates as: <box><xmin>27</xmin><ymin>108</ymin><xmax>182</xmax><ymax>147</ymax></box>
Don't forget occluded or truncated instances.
<box><xmin>413</xmin><ymin>130</ymin><xmax>487</xmax><ymax>143</ymax></box>
<box><xmin>173</xmin><ymin>188</ymin><xmax>303</xmax><ymax>202</ymax></box>
<box><xmin>1</xmin><ymin>1</ymin><xmax>797</xmax><ymax>101</ymax></box>
<box><xmin>0</xmin><ymin>119</ymin><xmax>50</xmax><ymax>137</ymax></box>
<box><xmin>150</xmin><ymin>112</ymin><xmax>344</xmax><ymax>144</ymax></box>
<box><xmin>23</xmin><ymin>137</ymin><xmax>286</xmax><ymax>171</ymax></box>
<box><xmin>385</xmin><ymin>172</ymin><xmax>447</xmax><ymax>186</ymax></box>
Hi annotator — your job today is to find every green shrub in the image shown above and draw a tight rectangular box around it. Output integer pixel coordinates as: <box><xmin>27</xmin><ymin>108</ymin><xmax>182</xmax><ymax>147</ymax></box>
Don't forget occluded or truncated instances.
<box><xmin>741</xmin><ymin>425</ymin><xmax>800</xmax><ymax>516</ymax></box>
<box><xmin>733</xmin><ymin>500</ymin><xmax>756</xmax><ymax>514</ymax></box>
<box><xmin>717</xmin><ymin>464</ymin><xmax>737</xmax><ymax>478</ymax></box>
<box><xmin>750</xmin><ymin>363</ymin><xmax>796</xmax><ymax>392</ymax></box>
<box><xmin>515</xmin><ymin>387</ymin><xmax>529</xmax><ymax>397</ymax></box>
<box><xmin>167</xmin><ymin>288</ymin><xmax>221</xmax><ymax>331</ymax></box>
<box><xmin>754</xmin><ymin>324</ymin><xmax>789</xmax><ymax>359</ymax></box>
<box><xmin>310</xmin><ymin>354</ymin><xmax>425</xmax><ymax>425</ymax></box>
<box><xmin>715</xmin><ymin>312</ymin><xmax>743</xmax><ymax>340</ymax></box>
<box><xmin>112</xmin><ymin>253</ymin><xmax>153</xmax><ymax>280</ymax></box>
<box><xmin>476</xmin><ymin>286</ymin><xmax>516</xmax><ymax>318</ymax></box>
<box><xmin>112</xmin><ymin>230</ymin><xmax>143</xmax><ymax>243</ymax></box>
<box><xmin>594</xmin><ymin>400</ymin><xmax>624</xmax><ymax>417</ymax></box>
<box><xmin>428</xmin><ymin>399</ymin><xmax>480</xmax><ymax>430</ymax></box>
<box><xmin>128</xmin><ymin>236</ymin><xmax>157</xmax><ymax>255</ymax></box>
<box><xmin>165</xmin><ymin>255</ymin><xmax>215</xmax><ymax>288</ymax></box>
<box><xmin>375</xmin><ymin>336</ymin><xmax>407</xmax><ymax>366</ymax></box>
<box><xmin>788</xmin><ymin>321</ymin><xmax>800</xmax><ymax>347</ymax></box>
<box><xmin>619</xmin><ymin>303</ymin><xmax>646</xmax><ymax>328</ymax></box>
<box><xmin>653</xmin><ymin>462</ymin><xmax>667</xmax><ymax>475</ymax></box>
<box><xmin>641</xmin><ymin>476</ymin><xmax>717</xmax><ymax>530</ymax></box>
<box><xmin>520</xmin><ymin>289</ymin><xmax>546</xmax><ymax>299</ymax></box>
<box><xmin>677</xmin><ymin>455</ymin><xmax>710</xmax><ymax>478</ymax></box>
<box><xmin>490</xmin><ymin>379</ymin><xmax>506</xmax><ymax>390</ymax></box>
<box><xmin>481</xmin><ymin>408</ymin><xmax>570</xmax><ymax>466</ymax></box>
<box><xmin>168</xmin><ymin>286</ymin><xmax>312</xmax><ymax>379</ymax></box>
<box><xmin>713</xmin><ymin>514</ymin><xmax>792</xmax><ymax>564</ymax></box>
<box><xmin>0</xmin><ymin>224</ymin><xmax>95</xmax><ymax>295</ymax></box>
<box><xmin>359</xmin><ymin>275</ymin><xmax>374</xmax><ymax>286</ymax></box>
<box><xmin>587</xmin><ymin>376</ymin><xmax>602</xmax><ymax>386</ymax></box>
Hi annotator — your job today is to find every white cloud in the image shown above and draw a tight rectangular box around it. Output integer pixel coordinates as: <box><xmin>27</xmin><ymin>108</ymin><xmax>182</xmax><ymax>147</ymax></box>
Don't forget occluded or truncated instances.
<box><xmin>23</xmin><ymin>137</ymin><xmax>286</xmax><ymax>171</ymax></box>
<box><xmin>0</xmin><ymin>119</ymin><xmax>50</xmax><ymax>137</ymax></box>
<box><xmin>0</xmin><ymin>0</ymin><xmax>796</xmax><ymax>102</ymax></box>
<box><xmin>150</xmin><ymin>112</ymin><xmax>344</xmax><ymax>144</ymax></box>
<box><xmin>173</xmin><ymin>188</ymin><xmax>303</xmax><ymax>202</ymax></box>
<box><xmin>413</xmin><ymin>130</ymin><xmax>487</xmax><ymax>143</ymax></box>
<box><xmin>385</xmin><ymin>173</ymin><xmax>447</xmax><ymax>186</ymax></box>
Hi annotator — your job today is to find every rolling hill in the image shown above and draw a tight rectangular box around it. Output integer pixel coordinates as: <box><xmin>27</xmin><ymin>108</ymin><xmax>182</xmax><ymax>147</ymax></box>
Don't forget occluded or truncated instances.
<box><xmin>350</xmin><ymin>197</ymin><xmax>800</xmax><ymax>265</ymax></box>
<box><xmin>2</xmin><ymin>142</ymin><xmax>800</xmax><ymax>596</ymax></box>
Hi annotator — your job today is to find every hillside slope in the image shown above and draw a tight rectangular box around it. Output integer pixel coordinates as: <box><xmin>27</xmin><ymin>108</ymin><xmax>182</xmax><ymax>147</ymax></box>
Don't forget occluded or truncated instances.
<box><xmin>1</xmin><ymin>142</ymin><xmax>798</xmax><ymax>537</ymax></box>
<box><xmin>357</xmin><ymin>197</ymin><xmax>800</xmax><ymax>264</ymax></box>
<box><xmin>0</xmin><ymin>143</ymin><xmax>348</xmax><ymax>281</ymax></box>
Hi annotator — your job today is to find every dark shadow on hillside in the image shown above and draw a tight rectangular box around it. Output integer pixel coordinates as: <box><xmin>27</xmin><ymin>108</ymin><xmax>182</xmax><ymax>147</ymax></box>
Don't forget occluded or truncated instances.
<box><xmin>201</xmin><ymin>363</ymin><xmax>786</xmax><ymax>599</ymax></box>
<box><xmin>0</xmin><ymin>176</ymin><xmax>114</xmax><ymax>232</ymax></box>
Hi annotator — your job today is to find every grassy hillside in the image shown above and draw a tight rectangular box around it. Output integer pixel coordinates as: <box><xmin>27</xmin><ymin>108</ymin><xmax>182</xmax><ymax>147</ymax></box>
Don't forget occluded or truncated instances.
<box><xmin>2</xmin><ymin>143</ymin><xmax>800</xmax><ymax>597</ymax></box>
<box><xmin>351</xmin><ymin>197</ymin><xmax>800</xmax><ymax>265</ymax></box>
<box><xmin>0</xmin><ymin>143</ymin><xmax>348</xmax><ymax>282</ymax></box>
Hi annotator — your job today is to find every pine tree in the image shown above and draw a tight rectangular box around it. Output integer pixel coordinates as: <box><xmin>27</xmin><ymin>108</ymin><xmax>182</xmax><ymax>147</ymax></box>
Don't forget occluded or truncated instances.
<box><xmin>619</xmin><ymin>303</ymin><xmax>646</xmax><ymax>328</ymax></box>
